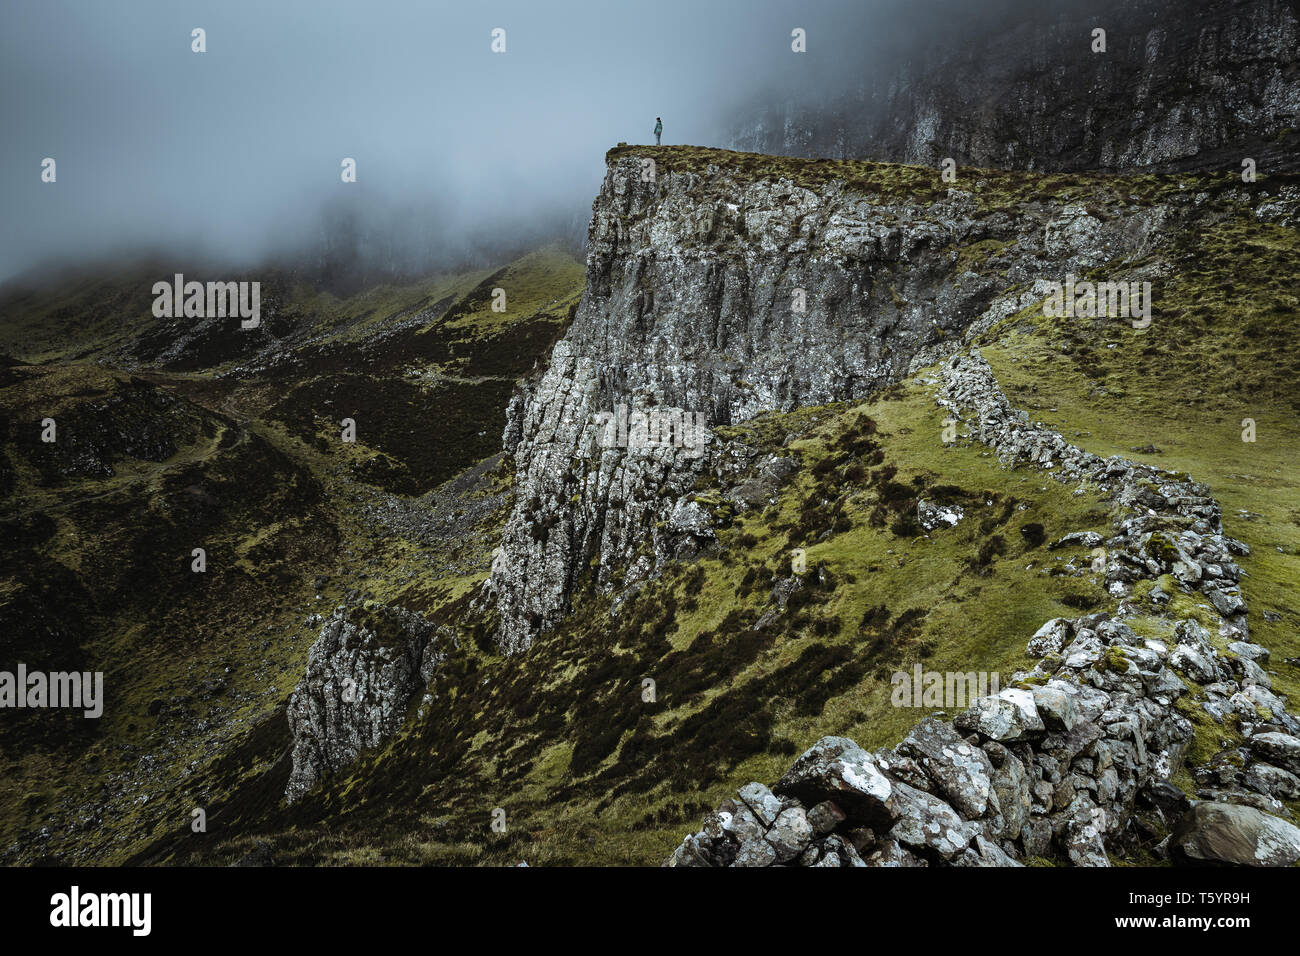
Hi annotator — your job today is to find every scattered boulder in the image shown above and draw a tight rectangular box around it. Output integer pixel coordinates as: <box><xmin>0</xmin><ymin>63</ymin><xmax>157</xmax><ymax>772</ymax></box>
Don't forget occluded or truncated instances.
<box><xmin>1243</xmin><ymin>762</ymin><xmax>1300</xmax><ymax>800</ymax></box>
<box><xmin>1248</xmin><ymin>732</ymin><xmax>1300</xmax><ymax>775</ymax></box>
<box><xmin>1170</xmin><ymin>802</ymin><xmax>1300</xmax><ymax>867</ymax></box>
<box><xmin>737</xmin><ymin>782</ymin><xmax>783</xmax><ymax>826</ymax></box>
<box><xmin>1030</xmin><ymin>683</ymin><xmax>1080</xmax><ymax>731</ymax></box>
<box><xmin>887</xmin><ymin>781</ymin><xmax>975</xmax><ymax>859</ymax></box>
<box><xmin>955</xmin><ymin>689</ymin><xmax>1045</xmax><ymax>742</ymax></box>
<box><xmin>764</xmin><ymin>806</ymin><xmax>814</xmax><ymax>862</ymax></box>
<box><xmin>1050</xmin><ymin>531</ymin><xmax>1104</xmax><ymax>550</ymax></box>
<box><xmin>898</xmin><ymin>719</ymin><xmax>994</xmax><ymax>819</ymax></box>
<box><xmin>775</xmin><ymin>737</ymin><xmax>897</xmax><ymax>829</ymax></box>
<box><xmin>733</xmin><ymin>836</ymin><xmax>779</xmax><ymax>868</ymax></box>
<box><xmin>1027</xmin><ymin>618</ymin><xmax>1071</xmax><ymax>657</ymax></box>
<box><xmin>918</xmin><ymin>499</ymin><xmax>964</xmax><ymax>532</ymax></box>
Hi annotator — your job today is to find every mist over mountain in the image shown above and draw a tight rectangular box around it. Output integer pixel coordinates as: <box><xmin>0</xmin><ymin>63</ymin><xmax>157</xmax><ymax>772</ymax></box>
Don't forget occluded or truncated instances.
<box><xmin>4</xmin><ymin>0</ymin><xmax>1300</xmax><ymax>909</ymax></box>
<box><xmin>728</xmin><ymin>0</ymin><xmax>1300</xmax><ymax>173</ymax></box>
<box><xmin>1</xmin><ymin>0</ymin><xmax>1078</xmax><ymax>289</ymax></box>
<box><xmin>0</xmin><ymin>0</ymin><xmax>836</xmax><ymax>284</ymax></box>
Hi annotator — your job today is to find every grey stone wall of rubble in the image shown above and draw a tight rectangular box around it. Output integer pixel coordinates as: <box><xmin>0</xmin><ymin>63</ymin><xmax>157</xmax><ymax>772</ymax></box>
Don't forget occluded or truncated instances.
<box><xmin>666</xmin><ymin>351</ymin><xmax>1300</xmax><ymax>867</ymax></box>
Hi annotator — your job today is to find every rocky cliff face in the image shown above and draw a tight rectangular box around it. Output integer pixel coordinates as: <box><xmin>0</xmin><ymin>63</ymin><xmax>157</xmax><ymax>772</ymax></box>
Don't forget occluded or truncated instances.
<box><xmin>483</xmin><ymin>148</ymin><xmax>1183</xmax><ymax>653</ymax></box>
<box><xmin>730</xmin><ymin>0</ymin><xmax>1300</xmax><ymax>174</ymax></box>
<box><xmin>286</xmin><ymin>602</ymin><xmax>455</xmax><ymax>803</ymax></box>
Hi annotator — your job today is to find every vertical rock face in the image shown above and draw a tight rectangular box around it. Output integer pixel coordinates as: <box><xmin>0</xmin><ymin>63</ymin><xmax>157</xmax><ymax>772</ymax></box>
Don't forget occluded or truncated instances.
<box><xmin>285</xmin><ymin>603</ymin><xmax>453</xmax><ymax>803</ymax></box>
<box><xmin>483</xmin><ymin>150</ymin><xmax>1176</xmax><ymax>653</ymax></box>
<box><xmin>730</xmin><ymin>0</ymin><xmax>1300</xmax><ymax>174</ymax></box>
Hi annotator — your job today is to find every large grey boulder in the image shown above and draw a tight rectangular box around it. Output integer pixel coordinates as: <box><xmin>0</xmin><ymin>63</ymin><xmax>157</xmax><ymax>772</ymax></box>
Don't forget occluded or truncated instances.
<box><xmin>736</xmin><ymin>782</ymin><xmax>783</xmax><ymax>826</ymax></box>
<box><xmin>1171</xmin><ymin>802</ymin><xmax>1300</xmax><ymax>867</ymax></box>
<box><xmin>898</xmin><ymin>718</ymin><xmax>994</xmax><ymax>818</ymax></box>
<box><xmin>1244</xmin><ymin>762</ymin><xmax>1300</xmax><ymax>800</ymax></box>
<box><xmin>732</xmin><ymin>837</ymin><xmax>778</xmax><ymax>868</ymax></box>
<box><xmin>956</xmin><ymin>689</ymin><xmax>1045</xmax><ymax>742</ymax></box>
<box><xmin>1026</xmin><ymin>618</ymin><xmax>1072</xmax><ymax>658</ymax></box>
<box><xmin>1248</xmin><ymin>732</ymin><xmax>1300</xmax><ymax>776</ymax></box>
<box><xmin>775</xmin><ymin>736</ymin><xmax>897</xmax><ymax>828</ymax></box>
<box><xmin>983</xmin><ymin>740</ymin><xmax>1032</xmax><ymax>839</ymax></box>
<box><xmin>1064</xmin><ymin>807</ymin><xmax>1111</xmax><ymax>867</ymax></box>
<box><xmin>887</xmin><ymin>781</ymin><xmax>976</xmax><ymax>860</ymax></box>
<box><xmin>1030</xmin><ymin>683</ymin><xmax>1080</xmax><ymax>731</ymax></box>
<box><xmin>765</xmin><ymin>806</ymin><xmax>815</xmax><ymax>862</ymax></box>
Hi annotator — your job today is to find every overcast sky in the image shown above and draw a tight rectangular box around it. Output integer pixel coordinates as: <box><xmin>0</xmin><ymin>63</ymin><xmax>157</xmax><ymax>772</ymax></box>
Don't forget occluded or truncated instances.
<box><xmin>0</xmin><ymin>0</ymin><xmax>1021</xmax><ymax>282</ymax></box>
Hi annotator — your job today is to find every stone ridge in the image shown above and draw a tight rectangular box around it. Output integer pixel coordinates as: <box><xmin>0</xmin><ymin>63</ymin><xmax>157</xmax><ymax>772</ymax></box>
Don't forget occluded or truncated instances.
<box><xmin>665</xmin><ymin>351</ymin><xmax>1300</xmax><ymax>867</ymax></box>
<box><xmin>482</xmin><ymin>151</ymin><xmax>1175</xmax><ymax>653</ymax></box>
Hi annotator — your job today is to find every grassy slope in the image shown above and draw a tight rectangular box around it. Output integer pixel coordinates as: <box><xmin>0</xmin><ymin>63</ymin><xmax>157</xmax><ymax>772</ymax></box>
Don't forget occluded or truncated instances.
<box><xmin>975</xmin><ymin>207</ymin><xmax>1300</xmax><ymax>790</ymax></box>
<box><xmin>168</xmin><ymin>161</ymin><xmax>1300</xmax><ymax>867</ymax></box>
<box><xmin>167</xmin><ymin>374</ymin><xmax>1131</xmax><ymax>866</ymax></box>
<box><xmin>0</xmin><ymin>246</ymin><xmax>586</xmax><ymax>865</ymax></box>
<box><xmin>0</xmin><ymin>367</ymin><xmax>336</xmax><ymax>862</ymax></box>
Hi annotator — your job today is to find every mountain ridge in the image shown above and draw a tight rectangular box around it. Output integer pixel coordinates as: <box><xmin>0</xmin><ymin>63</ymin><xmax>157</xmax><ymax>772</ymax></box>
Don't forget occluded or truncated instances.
<box><xmin>729</xmin><ymin>0</ymin><xmax>1300</xmax><ymax>175</ymax></box>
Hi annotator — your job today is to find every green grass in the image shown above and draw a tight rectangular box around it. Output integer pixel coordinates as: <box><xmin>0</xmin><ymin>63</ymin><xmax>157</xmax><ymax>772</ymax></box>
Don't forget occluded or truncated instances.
<box><xmin>603</xmin><ymin>145</ymin><xmax>1268</xmax><ymax>213</ymax></box>
<box><xmin>976</xmin><ymin>204</ymin><xmax>1300</xmax><ymax>723</ymax></box>
<box><xmin>150</xmin><ymin>371</ymin><xmax>1133</xmax><ymax>866</ymax></box>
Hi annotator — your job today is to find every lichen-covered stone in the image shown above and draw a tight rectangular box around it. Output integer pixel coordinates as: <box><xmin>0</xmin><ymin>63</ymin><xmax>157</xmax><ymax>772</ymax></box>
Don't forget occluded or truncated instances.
<box><xmin>285</xmin><ymin>602</ymin><xmax>450</xmax><ymax>803</ymax></box>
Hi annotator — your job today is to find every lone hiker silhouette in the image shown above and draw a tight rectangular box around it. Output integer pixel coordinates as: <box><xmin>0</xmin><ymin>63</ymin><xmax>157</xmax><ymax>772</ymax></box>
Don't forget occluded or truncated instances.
<box><xmin>654</xmin><ymin>117</ymin><xmax>662</xmax><ymax>146</ymax></box>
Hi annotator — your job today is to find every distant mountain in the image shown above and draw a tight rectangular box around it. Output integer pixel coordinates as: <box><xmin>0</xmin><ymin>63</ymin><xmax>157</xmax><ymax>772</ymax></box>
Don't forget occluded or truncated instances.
<box><xmin>729</xmin><ymin>0</ymin><xmax>1300</xmax><ymax>173</ymax></box>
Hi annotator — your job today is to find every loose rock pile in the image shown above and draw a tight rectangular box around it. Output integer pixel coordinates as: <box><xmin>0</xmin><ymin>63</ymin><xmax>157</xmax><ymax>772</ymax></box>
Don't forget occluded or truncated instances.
<box><xmin>666</xmin><ymin>352</ymin><xmax>1300</xmax><ymax>867</ymax></box>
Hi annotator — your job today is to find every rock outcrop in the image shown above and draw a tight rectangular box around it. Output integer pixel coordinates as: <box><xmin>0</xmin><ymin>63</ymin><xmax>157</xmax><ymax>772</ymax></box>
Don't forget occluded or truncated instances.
<box><xmin>730</xmin><ymin>0</ymin><xmax>1300</xmax><ymax>175</ymax></box>
<box><xmin>285</xmin><ymin>602</ymin><xmax>454</xmax><ymax>803</ymax></box>
<box><xmin>483</xmin><ymin>148</ymin><xmax>1179</xmax><ymax>653</ymax></box>
<box><xmin>665</xmin><ymin>352</ymin><xmax>1297</xmax><ymax>867</ymax></box>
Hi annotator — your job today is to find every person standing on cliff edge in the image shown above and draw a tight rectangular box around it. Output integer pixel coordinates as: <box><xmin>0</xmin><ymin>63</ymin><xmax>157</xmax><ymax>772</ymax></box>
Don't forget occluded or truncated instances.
<box><xmin>654</xmin><ymin>117</ymin><xmax>662</xmax><ymax>145</ymax></box>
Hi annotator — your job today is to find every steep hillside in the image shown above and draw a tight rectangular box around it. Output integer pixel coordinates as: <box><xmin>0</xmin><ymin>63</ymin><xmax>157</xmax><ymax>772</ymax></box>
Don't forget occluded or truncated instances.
<box><xmin>0</xmin><ymin>246</ymin><xmax>586</xmax><ymax>865</ymax></box>
<box><xmin>121</xmin><ymin>147</ymin><xmax>1300</xmax><ymax>867</ymax></box>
